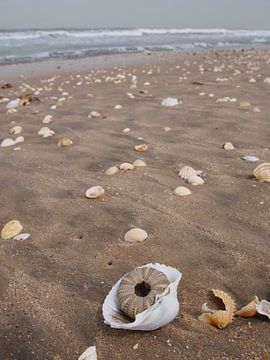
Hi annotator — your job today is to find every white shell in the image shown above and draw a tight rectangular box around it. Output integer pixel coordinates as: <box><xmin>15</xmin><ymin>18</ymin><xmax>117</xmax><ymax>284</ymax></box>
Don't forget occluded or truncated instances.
<box><xmin>124</xmin><ymin>228</ymin><xmax>148</xmax><ymax>243</ymax></box>
<box><xmin>174</xmin><ymin>186</ymin><xmax>191</xmax><ymax>196</ymax></box>
<box><xmin>43</xmin><ymin>115</ymin><xmax>53</xmax><ymax>124</ymax></box>
<box><xmin>120</xmin><ymin>163</ymin><xmax>134</xmax><ymax>171</ymax></box>
<box><xmin>12</xmin><ymin>233</ymin><xmax>30</xmax><ymax>241</ymax></box>
<box><xmin>85</xmin><ymin>186</ymin><xmax>105</xmax><ymax>199</ymax></box>
<box><xmin>133</xmin><ymin>159</ymin><xmax>146</xmax><ymax>168</ymax></box>
<box><xmin>161</xmin><ymin>98</ymin><xmax>179</xmax><ymax>107</ymax></box>
<box><xmin>263</xmin><ymin>77</ymin><xmax>270</xmax><ymax>85</ymax></box>
<box><xmin>256</xmin><ymin>300</ymin><xmax>270</xmax><ymax>320</ymax></box>
<box><xmin>253</xmin><ymin>107</ymin><xmax>261</xmax><ymax>113</ymax></box>
<box><xmin>242</xmin><ymin>155</ymin><xmax>260</xmax><ymax>162</ymax></box>
<box><xmin>188</xmin><ymin>175</ymin><xmax>204</xmax><ymax>186</ymax></box>
<box><xmin>114</xmin><ymin>105</ymin><xmax>122</xmax><ymax>110</ymax></box>
<box><xmin>122</xmin><ymin>128</ymin><xmax>130</xmax><ymax>133</ymax></box>
<box><xmin>6</xmin><ymin>99</ymin><xmax>20</xmax><ymax>109</ymax></box>
<box><xmin>15</xmin><ymin>136</ymin><xmax>24</xmax><ymax>144</ymax></box>
<box><xmin>9</xmin><ymin>126</ymin><xmax>22</xmax><ymax>135</ymax></box>
<box><xmin>102</xmin><ymin>263</ymin><xmax>182</xmax><ymax>331</ymax></box>
<box><xmin>223</xmin><ymin>142</ymin><xmax>235</xmax><ymax>150</ymax></box>
<box><xmin>105</xmin><ymin>166</ymin><xmax>119</xmax><ymax>175</ymax></box>
<box><xmin>163</xmin><ymin>126</ymin><xmax>171</xmax><ymax>132</ymax></box>
<box><xmin>88</xmin><ymin>111</ymin><xmax>101</xmax><ymax>118</ymax></box>
<box><xmin>178</xmin><ymin>166</ymin><xmax>197</xmax><ymax>181</ymax></box>
<box><xmin>78</xmin><ymin>346</ymin><xmax>97</xmax><ymax>360</ymax></box>
<box><xmin>1</xmin><ymin>138</ymin><xmax>16</xmax><ymax>147</ymax></box>
<box><xmin>38</xmin><ymin>127</ymin><xmax>50</xmax><ymax>135</ymax></box>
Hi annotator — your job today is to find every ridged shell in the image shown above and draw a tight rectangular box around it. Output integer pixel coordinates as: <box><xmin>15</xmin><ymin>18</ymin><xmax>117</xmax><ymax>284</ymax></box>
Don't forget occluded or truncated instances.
<box><xmin>199</xmin><ymin>289</ymin><xmax>236</xmax><ymax>329</ymax></box>
<box><xmin>9</xmin><ymin>126</ymin><xmax>22</xmax><ymax>135</ymax></box>
<box><xmin>1</xmin><ymin>220</ymin><xmax>23</xmax><ymax>240</ymax></box>
<box><xmin>174</xmin><ymin>186</ymin><xmax>191</xmax><ymax>196</ymax></box>
<box><xmin>106</xmin><ymin>166</ymin><xmax>119</xmax><ymax>175</ymax></box>
<box><xmin>134</xmin><ymin>144</ymin><xmax>148</xmax><ymax>152</ymax></box>
<box><xmin>117</xmin><ymin>267</ymin><xmax>170</xmax><ymax>319</ymax></box>
<box><xmin>85</xmin><ymin>186</ymin><xmax>105</xmax><ymax>199</ymax></box>
<box><xmin>133</xmin><ymin>159</ymin><xmax>146</xmax><ymax>168</ymax></box>
<box><xmin>120</xmin><ymin>163</ymin><xmax>134</xmax><ymax>171</ymax></box>
<box><xmin>223</xmin><ymin>142</ymin><xmax>235</xmax><ymax>150</ymax></box>
<box><xmin>124</xmin><ymin>228</ymin><xmax>148</xmax><ymax>243</ymax></box>
<box><xmin>236</xmin><ymin>296</ymin><xmax>259</xmax><ymax>317</ymax></box>
<box><xmin>188</xmin><ymin>175</ymin><xmax>204</xmax><ymax>186</ymax></box>
<box><xmin>58</xmin><ymin>137</ymin><xmax>73</xmax><ymax>147</ymax></box>
<box><xmin>253</xmin><ymin>163</ymin><xmax>270</xmax><ymax>183</ymax></box>
<box><xmin>178</xmin><ymin>166</ymin><xmax>197</xmax><ymax>181</ymax></box>
<box><xmin>256</xmin><ymin>299</ymin><xmax>270</xmax><ymax>320</ymax></box>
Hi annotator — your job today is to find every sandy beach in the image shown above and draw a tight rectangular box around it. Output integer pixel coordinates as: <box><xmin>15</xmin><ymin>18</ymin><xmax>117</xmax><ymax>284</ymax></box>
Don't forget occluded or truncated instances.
<box><xmin>0</xmin><ymin>49</ymin><xmax>269</xmax><ymax>359</ymax></box>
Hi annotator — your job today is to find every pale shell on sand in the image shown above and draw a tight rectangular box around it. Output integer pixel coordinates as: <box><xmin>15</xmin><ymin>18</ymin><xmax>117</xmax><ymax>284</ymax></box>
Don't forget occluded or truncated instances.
<box><xmin>106</xmin><ymin>166</ymin><xmax>119</xmax><ymax>175</ymax></box>
<box><xmin>124</xmin><ymin>228</ymin><xmax>148</xmax><ymax>243</ymax></box>
<box><xmin>120</xmin><ymin>163</ymin><xmax>134</xmax><ymax>171</ymax></box>
<box><xmin>256</xmin><ymin>300</ymin><xmax>270</xmax><ymax>320</ymax></box>
<box><xmin>122</xmin><ymin>128</ymin><xmax>130</xmax><ymax>133</ymax></box>
<box><xmin>174</xmin><ymin>186</ymin><xmax>191</xmax><ymax>196</ymax></box>
<box><xmin>133</xmin><ymin>159</ymin><xmax>146</xmax><ymax>168</ymax></box>
<box><xmin>1</xmin><ymin>138</ymin><xmax>16</xmax><ymax>147</ymax></box>
<box><xmin>240</xmin><ymin>101</ymin><xmax>251</xmax><ymax>108</ymax></box>
<box><xmin>236</xmin><ymin>296</ymin><xmax>259</xmax><ymax>317</ymax></box>
<box><xmin>242</xmin><ymin>155</ymin><xmax>259</xmax><ymax>162</ymax></box>
<box><xmin>178</xmin><ymin>166</ymin><xmax>197</xmax><ymax>181</ymax></box>
<box><xmin>12</xmin><ymin>233</ymin><xmax>30</xmax><ymax>241</ymax></box>
<box><xmin>42</xmin><ymin>115</ymin><xmax>53</xmax><ymax>124</ymax></box>
<box><xmin>188</xmin><ymin>175</ymin><xmax>204</xmax><ymax>186</ymax></box>
<box><xmin>78</xmin><ymin>346</ymin><xmax>97</xmax><ymax>360</ymax></box>
<box><xmin>1</xmin><ymin>220</ymin><xmax>23</xmax><ymax>240</ymax></box>
<box><xmin>57</xmin><ymin>137</ymin><xmax>73</xmax><ymax>147</ymax></box>
<box><xmin>223</xmin><ymin>142</ymin><xmax>235</xmax><ymax>150</ymax></box>
<box><xmin>38</xmin><ymin>127</ymin><xmax>55</xmax><ymax>137</ymax></box>
<box><xmin>114</xmin><ymin>104</ymin><xmax>122</xmax><ymax>110</ymax></box>
<box><xmin>161</xmin><ymin>97</ymin><xmax>179</xmax><ymax>107</ymax></box>
<box><xmin>253</xmin><ymin>163</ymin><xmax>270</xmax><ymax>183</ymax></box>
<box><xmin>88</xmin><ymin>111</ymin><xmax>101</xmax><ymax>118</ymax></box>
<box><xmin>134</xmin><ymin>144</ymin><xmax>148</xmax><ymax>152</ymax></box>
<box><xmin>85</xmin><ymin>186</ymin><xmax>105</xmax><ymax>199</ymax></box>
<box><xmin>15</xmin><ymin>136</ymin><xmax>24</xmax><ymax>144</ymax></box>
<box><xmin>9</xmin><ymin>125</ymin><xmax>22</xmax><ymax>135</ymax></box>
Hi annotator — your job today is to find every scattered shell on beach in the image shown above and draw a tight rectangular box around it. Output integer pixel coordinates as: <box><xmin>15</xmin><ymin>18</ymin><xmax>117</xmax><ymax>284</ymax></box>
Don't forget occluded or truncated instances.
<box><xmin>242</xmin><ymin>155</ymin><xmax>259</xmax><ymax>162</ymax></box>
<box><xmin>253</xmin><ymin>107</ymin><xmax>261</xmax><ymax>113</ymax></box>
<box><xmin>102</xmin><ymin>263</ymin><xmax>182</xmax><ymax>331</ymax></box>
<box><xmin>7</xmin><ymin>108</ymin><xmax>17</xmax><ymax>114</ymax></box>
<box><xmin>1</xmin><ymin>138</ymin><xmax>16</xmax><ymax>147</ymax></box>
<box><xmin>12</xmin><ymin>233</ymin><xmax>30</xmax><ymax>241</ymax></box>
<box><xmin>122</xmin><ymin>128</ymin><xmax>130</xmax><ymax>133</ymax></box>
<box><xmin>263</xmin><ymin>77</ymin><xmax>270</xmax><ymax>85</ymax></box>
<box><xmin>124</xmin><ymin>228</ymin><xmax>148</xmax><ymax>243</ymax></box>
<box><xmin>1</xmin><ymin>220</ymin><xmax>23</xmax><ymax>240</ymax></box>
<box><xmin>117</xmin><ymin>267</ymin><xmax>169</xmax><ymax>319</ymax></box>
<box><xmin>253</xmin><ymin>163</ymin><xmax>270</xmax><ymax>182</ymax></box>
<box><xmin>78</xmin><ymin>346</ymin><xmax>97</xmax><ymax>360</ymax></box>
<box><xmin>174</xmin><ymin>186</ymin><xmax>191</xmax><ymax>196</ymax></box>
<box><xmin>57</xmin><ymin>137</ymin><xmax>73</xmax><ymax>147</ymax></box>
<box><xmin>120</xmin><ymin>163</ymin><xmax>134</xmax><ymax>171</ymax></box>
<box><xmin>163</xmin><ymin>126</ymin><xmax>171</xmax><ymax>132</ymax></box>
<box><xmin>6</xmin><ymin>99</ymin><xmax>20</xmax><ymax>109</ymax></box>
<box><xmin>256</xmin><ymin>300</ymin><xmax>270</xmax><ymax>320</ymax></box>
<box><xmin>178</xmin><ymin>166</ymin><xmax>197</xmax><ymax>181</ymax></box>
<box><xmin>38</xmin><ymin>127</ymin><xmax>55</xmax><ymax>138</ymax></box>
<box><xmin>133</xmin><ymin>159</ymin><xmax>146</xmax><ymax>168</ymax></box>
<box><xmin>161</xmin><ymin>97</ymin><xmax>179</xmax><ymax>107</ymax></box>
<box><xmin>236</xmin><ymin>296</ymin><xmax>259</xmax><ymax>317</ymax></box>
<box><xmin>43</xmin><ymin>115</ymin><xmax>53</xmax><ymax>124</ymax></box>
<box><xmin>85</xmin><ymin>186</ymin><xmax>105</xmax><ymax>199</ymax></box>
<box><xmin>9</xmin><ymin>125</ymin><xmax>22</xmax><ymax>135</ymax></box>
<box><xmin>199</xmin><ymin>289</ymin><xmax>236</xmax><ymax>329</ymax></box>
<box><xmin>134</xmin><ymin>144</ymin><xmax>148</xmax><ymax>152</ymax></box>
<box><xmin>240</xmin><ymin>101</ymin><xmax>251</xmax><ymax>108</ymax></box>
<box><xmin>188</xmin><ymin>175</ymin><xmax>204</xmax><ymax>186</ymax></box>
<box><xmin>106</xmin><ymin>166</ymin><xmax>119</xmax><ymax>175</ymax></box>
<box><xmin>15</xmin><ymin>136</ymin><xmax>24</xmax><ymax>144</ymax></box>
<box><xmin>114</xmin><ymin>104</ymin><xmax>122</xmax><ymax>110</ymax></box>
<box><xmin>88</xmin><ymin>111</ymin><xmax>101</xmax><ymax>118</ymax></box>
<box><xmin>223</xmin><ymin>142</ymin><xmax>235</xmax><ymax>150</ymax></box>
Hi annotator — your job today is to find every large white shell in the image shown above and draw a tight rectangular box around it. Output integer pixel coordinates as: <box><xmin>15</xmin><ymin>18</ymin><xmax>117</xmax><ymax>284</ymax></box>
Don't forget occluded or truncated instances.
<box><xmin>85</xmin><ymin>186</ymin><xmax>105</xmax><ymax>199</ymax></box>
<box><xmin>178</xmin><ymin>166</ymin><xmax>197</xmax><ymax>180</ymax></box>
<box><xmin>6</xmin><ymin>99</ymin><xmax>20</xmax><ymax>109</ymax></box>
<box><xmin>253</xmin><ymin>163</ymin><xmax>270</xmax><ymax>183</ymax></box>
<box><xmin>9</xmin><ymin>126</ymin><xmax>22</xmax><ymax>135</ymax></box>
<box><xmin>105</xmin><ymin>166</ymin><xmax>119</xmax><ymax>175</ymax></box>
<box><xmin>256</xmin><ymin>300</ymin><xmax>270</xmax><ymax>320</ymax></box>
<box><xmin>133</xmin><ymin>159</ymin><xmax>146</xmax><ymax>168</ymax></box>
<box><xmin>15</xmin><ymin>136</ymin><xmax>24</xmax><ymax>144</ymax></box>
<box><xmin>174</xmin><ymin>186</ymin><xmax>191</xmax><ymax>196</ymax></box>
<box><xmin>102</xmin><ymin>263</ymin><xmax>181</xmax><ymax>331</ymax></box>
<box><xmin>161</xmin><ymin>98</ymin><xmax>179</xmax><ymax>107</ymax></box>
<box><xmin>78</xmin><ymin>346</ymin><xmax>97</xmax><ymax>360</ymax></box>
<box><xmin>1</xmin><ymin>138</ymin><xmax>16</xmax><ymax>147</ymax></box>
<box><xmin>120</xmin><ymin>163</ymin><xmax>134</xmax><ymax>171</ymax></box>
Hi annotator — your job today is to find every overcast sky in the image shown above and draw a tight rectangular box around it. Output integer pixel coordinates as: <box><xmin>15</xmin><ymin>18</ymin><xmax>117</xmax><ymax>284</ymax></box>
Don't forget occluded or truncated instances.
<box><xmin>0</xmin><ymin>0</ymin><xmax>270</xmax><ymax>30</ymax></box>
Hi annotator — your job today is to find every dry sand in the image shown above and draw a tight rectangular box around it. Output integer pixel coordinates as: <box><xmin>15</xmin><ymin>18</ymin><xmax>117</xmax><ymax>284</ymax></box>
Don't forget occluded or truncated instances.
<box><xmin>0</xmin><ymin>49</ymin><xmax>269</xmax><ymax>360</ymax></box>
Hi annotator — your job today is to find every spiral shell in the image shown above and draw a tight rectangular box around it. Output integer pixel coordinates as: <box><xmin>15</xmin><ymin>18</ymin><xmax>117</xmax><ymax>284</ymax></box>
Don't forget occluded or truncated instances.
<box><xmin>236</xmin><ymin>296</ymin><xmax>259</xmax><ymax>317</ymax></box>
<box><xmin>253</xmin><ymin>163</ymin><xmax>270</xmax><ymax>183</ymax></box>
<box><xmin>1</xmin><ymin>220</ymin><xmax>23</xmax><ymax>240</ymax></box>
<box><xmin>117</xmin><ymin>267</ymin><xmax>169</xmax><ymax>319</ymax></box>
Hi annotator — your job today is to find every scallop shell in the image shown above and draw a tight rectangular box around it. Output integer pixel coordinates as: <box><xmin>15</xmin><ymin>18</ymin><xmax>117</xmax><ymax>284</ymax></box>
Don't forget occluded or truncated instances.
<box><xmin>9</xmin><ymin>126</ymin><xmax>22</xmax><ymax>135</ymax></box>
<box><xmin>133</xmin><ymin>159</ymin><xmax>146</xmax><ymax>168</ymax></box>
<box><xmin>174</xmin><ymin>186</ymin><xmax>191</xmax><ymax>196</ymax></box>
<box><xmin>124</xmin><ymin>228</ymin><xmax>148</xmax><ymax>243</ymax></box>
<box><xmin>134</xmin><ymin>144</ymin><xmax>148</xmax><ymax>152</ymax></box>
<box><xmin>57</xmin><ymin>137</ymin><xmax>73</xmax><ymax>147</ymax></box>
<box><xmin>161</xmin><ymin>97</ymin><xmax>179</xmax><ymax>107</ymax></box>
<box><xmin>223</xmin><ymin>142</ymin><xmax>235</xmax><ymax>150</ymax></box>
<box><xmin>188</xmin><ymin>175</ymin><xmax>204</xmax><ymax>186</ymax></box>
<box><xmin>105</xmin><ymin>166</ymin><xmax>119</xmax><ymax>175</ymax></box>
<box><xmin>1</xmin><ymin>220</ymin><xmax>23</xmax><ymax>240</ymax></box>
<box><xmin>253</xmin><ymin>163</ymin><xmax>270</xmax><ymax>182</ymax></box>
<box><xmin>120</xmin><ymin>163</ymin><xmax>134</xmax><ymax>171</ymax></box>
<box><xmin>85</xmin><ymin>186</ymin><xmax>105</xmax><ymax>199</ymax></box>
<box><xmin>198</xmin><ymin>289</ymin><xmax>236</xmax><ymax>329</ymax></box>
<box><xmin>78</xmin><ymin>346</ymin><xmax>97</xmax><ymax>360</ymax></box>
<box><xmin>117</xmin><ymin>267</ymin><xmax>170</xmax><ymax>319</ymax></box>
<box><xmin>256</xmin><ymin>299</ymin><xmax>270</xmax><ymax>320</ymax></box>
<box><xmin>102</xmin><ymin>263</ymin><xmax>182</xmax><ymax>331</ymax></box>
<box><xmin>1</xmin><ymin>138</ymin><xmax>16</xmax><ymax>147</ymax></box>
<box><xmin>178</xmin><ymin>166</ymin><xmax>197</xmax><ymax>181</ymax></box>
<box><xmin>236</xmin><ymin>296</ymin><xmax>259</xmax><ymax>317</ymax></box>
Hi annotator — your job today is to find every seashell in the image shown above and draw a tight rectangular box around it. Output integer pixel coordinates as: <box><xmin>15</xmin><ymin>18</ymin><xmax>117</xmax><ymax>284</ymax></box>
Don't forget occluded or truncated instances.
<box><xmin>263</xmin><ymin>77</ymin><xmax>270</xmax><ymax>85</ymax></box>
<box><xmin>114</xmin><ymin>105</ymin><xmax>122</xmax><ymax>110</ymax></box>
<box><xmin>1</xmin><ymin>220</ymin><xmax>23</xmax><ymax>240</ymax></box>
<box><xmin>163</xmin><ymin>126</ymin><xmax>171</xmax><ymax>132</ymax></box>
<box><xmin>236</xmin><ymin>296</ymin><xmax>259</xmax><ymax>317</ymax></box>
<box><xmin>122</xmin><ymin>128</ymin><xmax>130</xmax><ymax>133</ymax></box>
<box><xmin>117</xmin><ymin>267</ymin><xmax>169</xmax><ymax>319</ymax></box>
<box><xmin>15</xmin><ymin>136</ymin><xmax>24</xmax><ymax>144</ymax></box>
<box><xmin>102</xmin><ymin>263</ymin><xmax>182</xmax><ymax>331</ymax></box>
<box><xmin>42</xmin><ymin>115</ymin><xmax>53</xmax><ymax>124</ymax></box>
<box><xmin>174</xmin><ymin>186</ymin><xmax>191</xmax><ymax>196</ymax></box>
<box><xmin>38</xmin><ymin>127</ymin><xmax>50</xmax><ymax>135</ymax></box>
<box><xmin>9</xmin><ymin>126</ymin><xmax>22</xmax><ymax>135</ymax></box>
<box><xmin>124</xmin><ymin>228</ymin><xmax>148</xmax><ymax>243</ymax></box>
<box><xmin>6</xmin><ymin>99</ymin><xmax>20</xmax><ymax>109</ymax></box>
<box><xmin>161</xmin><ymin>97</ymin><xmax>179</xmax><ymax>107</ymax></box>
<box><xmin>78</xmin><ymin>346</ymin><xmax>97</xmax><ymax>360</ymax></box>
<box><xmin>256</xmin><ymin>299</ymin><xmax>270</xmax><ymax>320</ymax></box>
<box><xmin>133</xmin><ymin>159</ymin><xmax>146</xmax><ymax>168</ymax></box>
<box><xmin>198</xmin><ymin>289</ymin><xmax>236</xmax><ymax>329</ymax></box>
<box><xmin>253</xmin><ymin>107</ymin><xmax>261</xmax><ymax>113</ymax></box>
<box><xmin>240</xmin><ymin>101</ymin><xmax>250</xmax><ymax>108</ymax></box>
<box><xmin>223</xmin><ymin>142</ymin><xmax>235</xmax><ymax>150</ymax></box>
<box><xmin>1</xmin><ymin>138</ymin><xmax>16</xmax><ymax>147</ymax></box>
<box><xmin>253</xmin><ymin>163</ymin><xmax>270</xmax><ymax>183</ymax></box>
<box><xmin>134</xmin><ymin>144</ymin><xmax>148</xmax><ymax>152</ymax></box>
<box><xmin>12</xmin><ymin>233</ymin><xmax>30</xmax><ymax>241</ymax></box>
<box><xmin>120</xmin><ymin>163</ymin><xmax>134</xmax><ymax>171</ymax></box>
<box><xmin>105</xmin><ymin>166</ymin><xmax>119</xmax><ymax>175</ymax></box>
<box><xmin>7</xmin><ymin>108</ymin><xmax>17</xmax><ymax>114</ymax></box>
<box><xmin>85</xmin><ymin>186</ymin><xmax>105</xmax><ymax>199</ymax></box>
<box><xmin>57</xmin><ymin>137</ymin><xmax>73</xmax><ymax>147</ymax></box>
<box><xmin>88</xmin><ymin>111</ymin><xmax>101</xmax><ymax>118</ymax></box>
<box><xmin>242</xmin><ymin>155</ymin><xmax>259</xmax><ymax>162</ymax></box>
<box><xmin>188</xmin><ymin>175</ymin><xmax>204</xmax><ymax>186</ymax></box>
<box><xmin>178</xmin><ymin>166</ymin><xmax>197</xmax><ymax>181</ymax></box>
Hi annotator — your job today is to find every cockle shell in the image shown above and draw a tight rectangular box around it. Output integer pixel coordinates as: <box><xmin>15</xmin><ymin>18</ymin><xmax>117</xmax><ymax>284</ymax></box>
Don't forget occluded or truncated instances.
<box><xmin>1</xmin><ymin>220</ymin><xmax>23</xmax><ymax>240</ymax></box>
<box><xmin>174</xmin><ymin>186</ymin><xmax>191</xmax><ymax>196</ymax></box>
<box><xmin>38</xmin><ymin>127</ymin><xmax>55</xmax><ymax>138</ymax></box>
<box><xmin>161</xmin><ymin>97</ymin><xmax>179</xmax><ymax>107</ymax></box>
<box><xmin>124</xmin><ymin>228</ymin><xmax>148</xmax><ymax>243</ymax></box>
<box><xmin>102</xmin><ymin>263</ymin><xmax>182</xmax><ymax>331</ymax></box>
<box><xmin>223</xmin><ymin>142</ymin><xmax>235</xmax><ymax>150</ymax></box>
<box><xmin>178</xmin><ymin>166</ymin><xmax>197</xmax><ymax>181</ymax></box>
<box><xmin>42</xmin><ymin>115</ymin><xmax>53</xmax><ymax>124</ymax></box>
<box><xmin>85</xmin><ymin>186</ymin><xmax>105</xmax><ymax>199</ymax></box>
<box><xmin>253</xmin><ymin>163</ymin><xmax>270</xmax><ymax>182</ymax></box>
<box><xmin>1</xmin><ymin>138</ymin><xmax>16</xmax><ymax>147</ymax></box>
<box><xmin>236</xmin><ymin>296</ymin><xmax>259</xmax><ymax>317</ymax></box>
<box><xmin>57</xmin><ymin>137</ymin><xmax>73</xmax><ymax>147</ymax></box>
<box><xmin>133</xmin><ymin>159</ymin><xmax>146</xmax><ymax>168</ymax></box>
<box><xmin>120</xmin><ymin>163</ymin><xmax>134</xmax><ymax>171</ymax></box>
<box><xmin>199</xmin><ymin>289</ymin><xmax>236</xmax><ymax>329</ymax></box>
<box><xmin>105</xmin><ymin>166</ymin><xmax>119</xmax><ymax>175</ymax></box>
<box><xmin>256</xmin><ymin>300</ymin><xmax>270</xmax><ymax>320</ymax></box>
<box><xmin>78</xmin><ymin>346</ymin><xmax>97</xmax><ymax>360</ymax></box>
<box><xmin>188</xmin><ymin>175</ymin><xmax>204</xmax><ymax>186</ymax></box>
<box><xmin>134</xmin><ymin>144</ymin><xmax>148</xmax><ymax>152</ymax></box>
<box><xmin>88</xmin><ymin>111</ymin><xmax>101</xmax><ymax>118</ymax></box>
<box><xmin>9</xmin><ymin>126</ymin><xmax>22</xmax><ymax>135</ymax></box>
<box><xmin>117</xmin><ymin>267</ymin><xmax>169</xmax><ymax>319</ymax></box>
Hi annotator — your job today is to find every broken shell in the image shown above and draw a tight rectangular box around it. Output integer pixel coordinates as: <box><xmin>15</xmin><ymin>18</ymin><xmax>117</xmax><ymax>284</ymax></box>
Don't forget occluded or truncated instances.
<box><xmin>174</xmin><ymin>186</ymin><xmax>191</xmax><ymax>196</ymax></box>
<box><xmin>133</xmin><ymin>159</ymin><xmax>146</xmax><ymax>168</ymax></box>
<box><xmin>106</xmin><ymin>166</ymin><xmax>119</xmax><ymax>175</ymax></box>
<box><xmin>253</xmin><ymin>163</ymin><xmax>270</xmax><ymax>183</ymax></box>
<box><xmin>117</xmin><ymin>267</ymin><xmax>169</xmax><ymax>319</ymax></box>
<box><xmin>1</xmin><ymin>220</ymin><xmax>23</xmax><ymax>240</ymax></box>
<box><xmin>188</xmin><ymin>175</ymin><xmax>204</xmax><ymax>186</ymax></box>
<box><xmin>12</xmin><ymin>233</ymin><xmax>30</xmax><ymax>241</ymax></box>
<box><xmin>236</xmin><ymin>296</ymin><xmax>259</xmax><ymax>317</ymax></box>
<box><xmin>120</xmin><ymin>163</ymin><xmax>134</xmax><ymax>171</ymax></box>
<box><xmin>223</xmin><ymin>142</ymin><xmax>235</xmax><ymax>150</ymax></box>
<box><xmin>199</xmin><ymin>289</ymin><xmax>236</xmax><ymax>329</ymax></box>
<box><xmin>1</xmin><ymin>138</ymin><xmax>16</xmax><ymax>147</ymax></box>
<box><xmin>178</xmin><ymin>166</ymin><xmax>197</xmax><ymax>181</ymax></box>
<box><xmin>57</xmin><ymin>137</ymin><xmax>73</xmax><ymax>147</ymax></box>
<box><xmin>85</xmin><ymin>186</ymin><xmax>105</xmax><ymax>199</ymax></box>
<box><xmin>161</xmin><ymin>97</ymin><xmax>179</xmax><ymax>107</ymax></box>
<box><xmin>42</xmin><ymin>115</ymin><xmax>53</xmax><ymax>124</ymax></box>
<box><xmin>134</xmin><ymin>144</ymin><xmax>148</xmax><ymax>152</ymax></box>
<box><xmin>9</xmin><ymin>125</ymin><xmax>22</xmax><ymax>135</ymax></box>
<box><xmin>124</xmin><ymin>228</ymin><xmax>148</xmax><ymax>243</ymax></box>
<box><xmin>78</xmin><ymin>346</ymin><xmax>97</xmax><ymax>360</ymax></box>
<box><xmin>88</xmin><ymin>111</ymin><xmax>101</xmax><ymax>118</ymax></box>
<box><xmin>256</xmin><ymin>299</ymin><xmax>270</xmax><ymax>320</ymax></box>
<box><xmin>102</xmin><ymin>263</ymin><xmax>182</xmax><ymax>331</ymax></box>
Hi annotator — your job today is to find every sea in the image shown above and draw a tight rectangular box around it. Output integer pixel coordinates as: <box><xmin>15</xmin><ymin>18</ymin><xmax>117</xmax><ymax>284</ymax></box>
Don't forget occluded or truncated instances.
<box><xmin>0</xmin><ymin>28</ymin><xmax>270</xmax><ymax>65</ymax></box>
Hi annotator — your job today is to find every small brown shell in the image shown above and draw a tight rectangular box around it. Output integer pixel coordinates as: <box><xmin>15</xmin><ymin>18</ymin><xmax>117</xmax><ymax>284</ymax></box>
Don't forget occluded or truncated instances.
<box><xmin>199</xmin><ymin>289</ymin><xmax>236</xmax><ymax>329</ymax></box>
<box><xmin>117</xmin><ymin>267</ymin><xmax>169</xmax><ymax>319</ymax></box>
<box><xmin>236</xmin><ymin>296</ymin><xmax>259</xmax><ymax>317</ymax></box>
<box><xmin>134</xmin><ymin>144</ymin><xmax>148</xmax><ymax>152</ymax></box>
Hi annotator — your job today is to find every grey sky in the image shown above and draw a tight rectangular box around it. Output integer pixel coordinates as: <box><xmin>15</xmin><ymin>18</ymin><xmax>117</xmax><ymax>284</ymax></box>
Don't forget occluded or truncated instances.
<box><xmin>0</xmin><ymin>0</ymin><xmax>270</xmax><ymax>30</ymax></box>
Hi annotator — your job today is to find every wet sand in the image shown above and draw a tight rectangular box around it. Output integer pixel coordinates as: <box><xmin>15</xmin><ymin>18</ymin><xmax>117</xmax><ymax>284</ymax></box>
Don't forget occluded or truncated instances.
<box><xmin>0</xmin><ymin>49</ymin><xmax>269</xmax><ymax>360</ymax></box>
